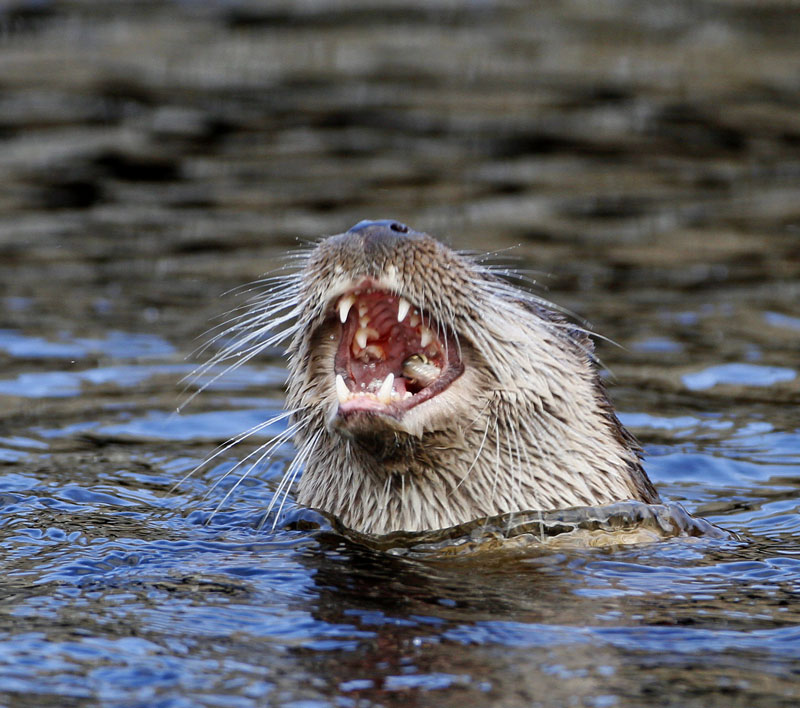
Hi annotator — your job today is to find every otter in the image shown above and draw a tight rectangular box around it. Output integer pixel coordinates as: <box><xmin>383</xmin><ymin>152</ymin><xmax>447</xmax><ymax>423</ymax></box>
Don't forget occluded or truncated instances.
<box><xmin>213</xmin><ymin>219</ymin><xmax>659</xmax><ymax>535</ymax></box>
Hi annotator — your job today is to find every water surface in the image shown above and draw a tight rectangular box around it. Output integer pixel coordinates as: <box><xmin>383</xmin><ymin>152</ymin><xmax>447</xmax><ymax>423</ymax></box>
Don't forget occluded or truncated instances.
<box><xmin>1</xmin><ymin>1</ymin><xmax>799</xmax><ymax>706</ymax></box>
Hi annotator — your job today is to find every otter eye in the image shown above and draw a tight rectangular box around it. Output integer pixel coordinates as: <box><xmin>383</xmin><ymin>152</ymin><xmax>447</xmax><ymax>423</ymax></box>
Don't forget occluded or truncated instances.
<box><xmin>390</xmin><ymin>222</ymin><xmax>408</xmax><ymax>233</ymax></box>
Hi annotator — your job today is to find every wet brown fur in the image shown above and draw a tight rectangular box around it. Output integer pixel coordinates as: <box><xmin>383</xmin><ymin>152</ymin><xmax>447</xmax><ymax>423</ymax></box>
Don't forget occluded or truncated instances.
<box><xmin>266</xmin><ymin>221</ymin><xmax>659</xmax><ymax>534</ymax></box>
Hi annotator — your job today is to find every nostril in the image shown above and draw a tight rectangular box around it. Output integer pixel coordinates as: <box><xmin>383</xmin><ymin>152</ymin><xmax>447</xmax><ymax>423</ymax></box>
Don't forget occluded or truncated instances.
<box><xmin>390</xmin><ymin>222</ymin><xmax>408</xmax><ymax>233</ymax></box>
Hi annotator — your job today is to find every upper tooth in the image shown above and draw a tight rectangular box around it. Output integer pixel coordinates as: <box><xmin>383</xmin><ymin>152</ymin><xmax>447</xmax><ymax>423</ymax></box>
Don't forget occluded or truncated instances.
<box><xmin>420</xmin><ymin>327</ymin><xmax>433</xmax><ymax>348</ymax></box>
<box><xmin>397</xmin><ymin>298</ymin><xmax>411</xmax><ymax>322</ymax></box>
<box><xmin>338</xmin><ymin>295</ymin><xmax>355</xmax><ymax>323</ymax></box>
<box><xmin>377</xmin><ymin>373</ymin><xmax>394</xmax><ymax>405</ymax></box>
<box><xmin>335</xmin><ymin>374</ymin><xmax>350</xmax><ymax>403</ymax></box>
<box><xmin>355</xmin><ymin>328</ymin><xmax>369</xmax><ymax>349</ymax></box>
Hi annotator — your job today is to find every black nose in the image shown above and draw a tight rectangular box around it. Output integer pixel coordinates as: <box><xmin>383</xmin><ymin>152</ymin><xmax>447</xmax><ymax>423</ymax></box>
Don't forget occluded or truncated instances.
<box><xmin>344</xmin><ymin>220</ymin><xmax>418</xmax><ymax>261</ymax></box>
<box><xmin>329</xmin><ymin>219</ymin><xmax>427</xmax><ymax>278</ymax></box>
<box><xmin>347</xmin><ymin>219</ymin><xmax>409</xmax><ymax>235</ymax></box>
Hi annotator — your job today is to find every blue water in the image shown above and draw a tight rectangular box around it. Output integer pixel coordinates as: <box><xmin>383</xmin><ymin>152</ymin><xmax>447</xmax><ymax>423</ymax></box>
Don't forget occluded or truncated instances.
<box><xmin>1</xmin><ymin>322</ymin><xmax>798</xmax><ymax>707</ymax></box>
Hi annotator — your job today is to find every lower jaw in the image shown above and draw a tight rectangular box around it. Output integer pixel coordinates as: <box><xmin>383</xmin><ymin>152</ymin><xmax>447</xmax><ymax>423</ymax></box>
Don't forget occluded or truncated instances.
<box><xmin>328</xmin><ymin>412</ymin><xmax>423</xmax><ymax>464</ymax></box>
<box><xmin>329</xmin><ymin>362</ymin><xmax>465</xmax><ymax>440</ymax></box>
<box><xmin>327</xmin><ymin>405</ymin><xmax>415</xmax><ymax>440</ymax></box>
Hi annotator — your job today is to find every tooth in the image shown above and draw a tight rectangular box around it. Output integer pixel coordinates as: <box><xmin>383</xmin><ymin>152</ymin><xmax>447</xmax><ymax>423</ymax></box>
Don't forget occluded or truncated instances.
<box><xmin>420</xmin><ymin>327</ymin><xmax>433</xmax><ymax>348</ymax></box>
<box><xmin>364</xmin><ymin>344</ymin><xmax>385</xmax><ymax>360</ymax></box>
<box><xmin>355</xmin><ymin>328</ymin><xmax>368</xmax><ymax>349</ymax></box>
<box><xmin>377</xmin><ymin>373</ymin><xmax>394</xmax><ymax>405</ymax></box>
<box><xmin>338</xmin><ymin>295</ymin><xmax>355</xmax><ymax>323</ymax></box>
<box><xmin>397</xmin><ymin>297</ymin><xmax>411</xmax><ymax>322</ymax></box>
<box><xmin>335</xmin><ymin>374</ymin><xmax>350</xmax><ymax>403</ymax></box>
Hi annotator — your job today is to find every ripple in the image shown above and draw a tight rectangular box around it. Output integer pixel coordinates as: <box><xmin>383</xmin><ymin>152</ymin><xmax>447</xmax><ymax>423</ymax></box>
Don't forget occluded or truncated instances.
<box><xmin>444</xmin><ymin>621</ymin><xmax>800</xmax><ymax>658</ymax></box>
<box><xmin>682</xmin><ymin>363</ymin><xmax>796</xmax><ymax>391</ymax></box>
<box><xmin>91</xmin><ymin>408</ymin><xmax>285</xmax><ymax>443</ymax></box>
<box><xmin>0</xmin><ymin>329</ymin><xmax>175</xmax><ymax>360</ymax></box>
<box><xmin>0</xmin><ymin>365</ymin><xmax>190</xmax><ymax>398</ymax></box>
<box><xmin>0</xmin><ymin>362</ymin><xmax>286</xmax><ymax>399</ymax></box>
<box><xmin>764</xmin><ymin>311</ymin><xmax>800</xmax><ymax>331</ymax></box>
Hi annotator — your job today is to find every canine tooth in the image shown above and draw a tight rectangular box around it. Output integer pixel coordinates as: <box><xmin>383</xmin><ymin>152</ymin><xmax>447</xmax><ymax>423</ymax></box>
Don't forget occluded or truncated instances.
<box><xmin>397</xmin><ymin>297</ymin><xmax>411</xmax><ymax>322</ymax></box>
<box><xmin>335</xmin><ymin>374</ymin><xmax>350</xmax><ymax>403</ymax></box>
<box><xmin>355</xmin><ymin>328</ymin><xmax>368</xmax><ymax>349</ymax></box>
<box><xmin>420</xmin><ymin>327</ymin><xmax>433</xmax><ymax>348</ymax></box>
<box><xmin>338</xmin><ymin>295</ymin><xmax>355</xmax><ymax>323</ymax></box>
<box><xmin>377</xmin><ymin>373</ymin><xmax>394</xmax><ymax>405</ymax></box>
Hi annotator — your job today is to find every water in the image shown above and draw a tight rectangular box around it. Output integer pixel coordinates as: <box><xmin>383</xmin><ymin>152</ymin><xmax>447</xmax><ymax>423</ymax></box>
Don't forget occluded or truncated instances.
<box><xmin>1</xmin><ymin>1</ymin><xmax>799</xmax><ymax>706</ymax></box>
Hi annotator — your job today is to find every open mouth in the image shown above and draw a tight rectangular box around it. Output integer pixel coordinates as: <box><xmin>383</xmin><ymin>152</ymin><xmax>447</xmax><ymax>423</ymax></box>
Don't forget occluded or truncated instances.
<box><xmin>332</xmin><ymin>281</ymin><xmax>464</xmax><ymax>419</ymax></box>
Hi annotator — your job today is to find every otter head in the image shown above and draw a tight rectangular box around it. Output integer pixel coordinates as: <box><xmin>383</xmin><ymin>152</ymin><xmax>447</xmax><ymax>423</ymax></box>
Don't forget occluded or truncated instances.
<box><xmin>290</xmin><ymin>220</ymin><xmax>477</xmax><ymax>446</ymax></box>
<box><xmin>279</xmin><ymin>220</ymin><xmax>658</xmax><ymax>534</ymax></box>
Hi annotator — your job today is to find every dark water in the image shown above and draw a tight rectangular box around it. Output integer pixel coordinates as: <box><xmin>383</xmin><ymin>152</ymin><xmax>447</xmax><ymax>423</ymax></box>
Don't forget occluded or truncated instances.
<box><xmin>1</xmin><ymin>1</ymin><xmax>799</xmax><ymax>706</ymax></box>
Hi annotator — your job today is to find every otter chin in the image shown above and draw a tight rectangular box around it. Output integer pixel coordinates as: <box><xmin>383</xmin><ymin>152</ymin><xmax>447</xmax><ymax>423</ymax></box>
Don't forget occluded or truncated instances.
<box><xmin>228</xmin><ymin>219</ymin><xmax>659</xmax><ymax>535</ymax></box>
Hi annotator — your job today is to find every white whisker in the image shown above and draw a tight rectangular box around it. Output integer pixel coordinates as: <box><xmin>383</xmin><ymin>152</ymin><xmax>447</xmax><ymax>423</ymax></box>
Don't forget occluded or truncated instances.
<box><xmin>183</xmin><ymin>221</ymin><xmax>654</xmax><ymax>537</ymax></box>
<box><xmin>205</xmin><ymin>420</ymin><xmax>303</xmax><ymax>500</ymax></box>
<box><xmin>208</xmin><ymin>425</ymin><xmax>301</xmax><ymax>520</ymax></box>
<box><xmin>171</xmin><ymin>409</ymin><xmax>299</xmax><ymax>494</ymax></box>
<box><xmin>264</xmin><ymin>428</ymin><xmax>324</xmax><ymax>530</ymax></box>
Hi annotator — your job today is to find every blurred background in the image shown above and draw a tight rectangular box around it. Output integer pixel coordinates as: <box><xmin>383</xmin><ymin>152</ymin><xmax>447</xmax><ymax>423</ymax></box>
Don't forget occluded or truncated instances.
<box><xmin>0</xmin><ymin>1</ymin><xmax>799</xmax><ymax>707</ymax></box>
<box><xmin>1</xmin><ymin>0</ymin><xmax>799</xmax><ymax>424</ymax></box>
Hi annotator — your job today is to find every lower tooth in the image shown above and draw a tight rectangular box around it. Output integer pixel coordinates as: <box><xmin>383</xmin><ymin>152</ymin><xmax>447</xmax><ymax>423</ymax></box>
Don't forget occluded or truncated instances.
<box><xmin>335</xmin><ymin>374</ymin><xmax>350</xmax><ymax>404</ymax></box>
<box><xmin>377</xmin><ymin>373</ymin><xmax>394</xmax><ymax>405</ymax></box>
